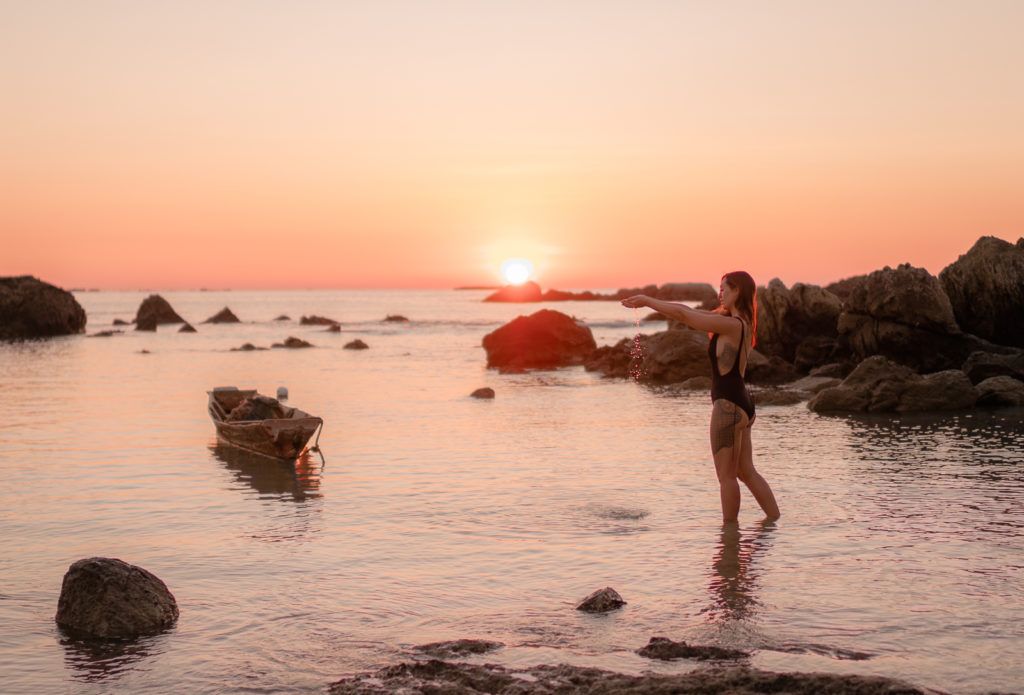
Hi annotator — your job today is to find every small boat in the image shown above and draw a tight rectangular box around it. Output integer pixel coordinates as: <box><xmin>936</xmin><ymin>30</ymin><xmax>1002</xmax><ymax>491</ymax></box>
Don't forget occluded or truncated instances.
<box><xmin>207</xmin><ymin>386</ymin><xmax>323</xmax><ymax>461</ymax></box>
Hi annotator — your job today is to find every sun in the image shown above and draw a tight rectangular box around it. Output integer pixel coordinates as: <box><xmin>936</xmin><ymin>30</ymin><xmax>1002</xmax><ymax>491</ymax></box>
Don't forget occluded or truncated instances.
<box><xmin>501</xmin><ymin>258</ymin><xmax>534</xmax><ymax>285</ymax></box>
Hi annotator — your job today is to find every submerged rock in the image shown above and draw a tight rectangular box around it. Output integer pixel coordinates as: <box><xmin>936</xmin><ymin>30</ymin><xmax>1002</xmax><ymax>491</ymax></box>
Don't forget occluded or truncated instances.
<box><xmin>470</xmin><ymin>387</ymin><xmax>495</xmax><ymax>399</ymax></box>
<box><xmin>0</xmin><ymin>276</ymin><xmax>87</xmax><ymax>340</ymax></box>
<box><xmin>55</xmin><ymin>557</ymin><xmax>178</xmax><ymax>639</ymax></box>
<box><xmin>384</xmin><ymin>314</ymin><xmax>409</xmax><ymax>322</ymax></box>
<box><xmin>636</xmin><ymin>636</ymin><xmax>749</xmax><ymax>661</ymax></box>
<box><xmin>274</xmin><ymin>314</ymin><xmax>291</xmax><ymax>321</ymax></box>
<box><xmin>89</xmin><ymin>330</ymin><xmax>122</xmax><ymax>338</ymax></box>
<box><xmin>231</xmin><ymin>343</ymin><xmax>268</xmax><ymax>351</ymax></box>
<box><xmin>178</xmin><ymin>323</ymin><xmax>197</xmax><ymax>333</ymax></box>
<box><xmin>413</xmin><ymin>639</ymin><xmax>503</xmax><ymax>659</ymax></box>
<box><xmin>134</xmin><ymin>294</ymin><xmax>185</xmax><ymax>328</ymax></box>
<box><xmin>576</xmin><ymin>587</ymin><xmax>626</xmax><ymax>613</ymax></box>
<box><xmin>325</xmin><ymin>324</ymin><xmax>342</xmax><ymax>332</ymax></box>
<box><xmin>483</xmin><ymin>309</ymin><xmax>597</xmax><ymax>373</ymax></box>
<box><xmin>272</xmin><ymin>337</ymin><xmax>313</xmax><ymax>349</ymax></box>
<box><xmin>112</xmin><ymin>318</ymin><xmax>130</xmax><ymax>326</ymax></box>
<box><xmin>300</xmin><ymin>315</ymin><xmax>340</xmax><ymax>326</ymax></box>
<box><xmin>939</xmin><ymin>236</ymin><xmax>1024</xmax><ymax>348</ymax></box>
<box><xmin>203</xmin><ymin>307</ymin><xmax>240</xmax><ymax>324</ymax></box>
<box><xmin>328</xmin><ymin>660</ymin><xmax>932</xmax><ymax>694</ymax></box>
<box><xmin>344</xmin><ymin>339</ymin><xmax>369</xmax><ymax>350</ymax></box>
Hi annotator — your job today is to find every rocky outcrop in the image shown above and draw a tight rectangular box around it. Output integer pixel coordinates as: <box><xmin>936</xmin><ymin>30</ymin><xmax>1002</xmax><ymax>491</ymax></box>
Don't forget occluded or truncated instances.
<box><xmin>203</xmin><ymin>307</ymin><xmax>240</xmax><ymax>324</ymax></box>
<box><xmin>0</xmin><ymin>276</ymin><xmax>87</xmax><ymax>340</ymax></box>
<box><xmin>744</xmin><ymin>352</ymin><xmax>802</xmax><ymax>385</ymax></box>
<box><xmin>636</xmin><ymin>637</ymin><xmax>749</xmax><ymax>661</ymax></box>
<box><xmin>470</xmin><ymin>387</ymin><xmax>495</xmax><ymax>399</ymax></box>
<box><xmin>836</xmin><ymin>263</ymin><xmax>982</xmax><ymax>372</ymax></box>
<box><xmin>134</xmin><ymin>294</ymin><xmax>185</xmax><ymax>328</ymax></box>
<box><xmin>755</xmin><ymin>279</ymin><xmax>843</xmax><ymax>368</ymax></box>
<box><xmin>975</xmin><ymin>376</ymin><xmax>1024</xmax><ymax>407</ymax></box>
<box><xmin>344</xmin><ymin>339</ymin><xmax>369</xmax><ymax>350</ymax></box>
<box><xmin>961</xmin><ymin>351</ymin><xmax>1024</xmax><ymax>384</ymax></box>
<box><xmin>939</xmin><ymin>236</ymin><xmax>1024</xmax><ymax>348</ymax></box>
<box><xmin>272</xmin><ymin>337</ymin><xmax>313</xmax><ymax>349</ymax></box>
<box><xmin>55</xmin><ymin>557</ymin><xmax>178</xmax><ymax>639</ymax></box>
<box><xmin>576</xmin><ymin>587</ymin><xmax>626</xmax><ymax>613</ymax></box>
<box><xmin>824</xmin><ymin>273</ymin><xmax>868</xmax><ymax>303</ymax></box>
<box><xmin>328</xmin><ymin>660</ymin><xmax>932</xmax><ymax>694</ymax></box>
<box><xmin>483</xmin><ymin>310</ymin><xmax>597</xmax><ymax>373</ymax></box>
<box><xmin>808</xmin><ymin>355</ymin><xmax>978</xmax><ymax>413</ymax></box>
<box><xmin>809</xmin><ymin>362</ymin><xmax>855</xmax><ymax>378</ymax></box>
<box><xmin>484</xmin><ymin>281</ymin><xmax>543</xmax><ymax>302</ymax></box>
<box><xmin>585</xmin><ymin>329</ymin><xmax>708</xmax><ymax>383</ymax></box>
<box><xmin>413</xmin><ymin>639</ymin><xmax>503</xmax><ymax>659</ymax></box>
<box><xmin>300</xmin><ymin>315</ymin><xmax>339</xmax><ymax>326</ymax></box>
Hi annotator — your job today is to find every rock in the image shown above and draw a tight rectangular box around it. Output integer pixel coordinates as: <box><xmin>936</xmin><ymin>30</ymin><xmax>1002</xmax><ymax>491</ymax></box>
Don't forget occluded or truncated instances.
<box><xmin>824</xmin><ymin>273</ymin><xmax>868</xmax><ymax>303</ymax></box>
<box><xmin>328</xmin><ymin>660</ymin><xmax>932</xmax><ymax>695</ymax></box>
<box><xmin>976</xmin><ymin>375</ymin><xmax>1024</xmax><ymax>407</ymax></box>
<box><xmin>55</xmin><ymin>557</ymin><xmax>178</xmax><ymax>639</ymax></box>
<box><xmin>642</xmin><ymin>311</ymin><xmax>667</xmax><ymax>321</ymax></box>
<box><xmin>383</xmin><ymin>314</ymin><xmax>409</xmax><ymax>322</ymax></box>
<box><xmin>203</xmin><ymin>307</ymin><xmax>240</xmax><ymax>324</ymax></box>
<box><xmin>655</xmin><ymin>282</ymin><xmax>718</xmax><ymax>305</ymax></box>
<box><xmin>636</xmin><ymin>636</ymin><xmax>749</xmax><ymax>661</ymax></box>
<box><xmin>300</xmin><ymin>315</ymin><xmax>339</xmax><ymax>326</ymax></box>
<box><xmin>585</xmin><ymin>330</ymin><xmax>709</xmax><ymax>383</ymax></box>
<box><xmin>484</xmin><ymin>281</ymin><xmax>543</xmax><ymax>302</ymax></box>
<box><xmin>745</xmin><ymin>352</ymin><xmax>802</xmax><ymax>385</ymax></box>
<box><xmin>231</xmin><ymin>343</ymin><xmax>267</xmax><ymax>351</ymax></box>
<box><xmin>752</xmin><ymin>388</ymin><xmax>807</xmax><ymax>406</ymax></box>
<box><xmin>756</xmin><ymin>279</ymin><xmax>843</xmax><ymax>366</ymax></box>
<box><xmin>939</xmin><ymin>236</ymin><xmax>1024</xmax><ymax>348</ymax></box>
<box><xmin>325</xmin><ymin>324</ymin><xmax>342</xmax><ymax>332</ymax></box>
<box><xmin>112</xmin><ymin>318</ymin><xmax>130</xmax><ymax>326</ymax></box>
<box><xmin>809</xmin><ymin>362</ymin><xmax>854</xmax><ymax>378</ymax></box>
<box><xmin>679</xmin><ymin>375</ymin><xmax>712</xmax><ymax>390</ymax></box>
<box><xmin>272</xmin><ymin>337</ymin><xmax>313</xmax><ymax>349</ymax></box>
<box><xmin>134</xmin><ymin>294</ymin><xmax>185</xmax><ymax>328</ymax></box>
<box><xmin>836</xmin><ymin>263</ymin><xmax>980</xmax><ymax>372</ymax></box>
<box><xmin>808</xmin><ymin>355</ymin><xmax>978</xmax><ymax>413</ymax></box>
<box><xmin>785</xmin><ymin>375</ymin><xmax>842</xmax><ymax>394</ymax></box>
<box><xmin>344</xmin><ymin>339</ymin><xmax>369</xmax><ymax>350</ymax></box>
<box><xmin>138</xmin><ymin>349</ymin><xmax>151</xmax><ymax>354</ymax></box>
<box><xmin>274</xmin><ymin>314</ymin><xmax>291</xmax><ymax>321</ymax></box>
<box><xmin>0</xmin><ymin>276</ymin><xmax>87</xmax><ymax>340</ymax></box>
<box><xmin>576</xmin><ymin>586</ymin><xmax>626</xmax><ymax>613</ymax></box>
<box><xmin>470</xmin><ymin>387</ymin><xmax>495</xmax><ymax>399</ymax></box>
<box><xmin>178</xmin><ymin>323</ymin><xmax>197</xmax><ymax>333</ymax></box>
<box><xmin>962</xmin><ymin>350</ymin><xmax>1024</xmax><ymax>384</ymax></box>
<box><xmin>413</xmin><ymin>639</ymin><xmax>503</xmax><ymax>659</ymax></box>
<box><xmin>89</xmin><ymin>330</ymin><xmax>122</xmax><ymax>338</ymax></box>
<box><xmin>483</xmin><ymin>309</ymin><xmax>597</xmax><ymax>373</ymax></box>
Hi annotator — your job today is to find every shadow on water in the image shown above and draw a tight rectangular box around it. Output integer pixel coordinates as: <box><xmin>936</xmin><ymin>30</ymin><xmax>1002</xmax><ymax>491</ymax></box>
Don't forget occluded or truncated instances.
<box><xmin>59</xmin><ymin>630</ymin><xmax>165</xmax><ymax>683</ymax></box>
<box><xmin>208</xmin><ymin>442</ymin><xmax>323</xmax><ymax>502</ymax></box>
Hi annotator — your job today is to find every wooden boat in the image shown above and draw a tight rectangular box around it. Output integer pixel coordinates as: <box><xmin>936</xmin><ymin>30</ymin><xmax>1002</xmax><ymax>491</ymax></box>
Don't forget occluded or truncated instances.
<box><xmin>207</xmin><ymin>387</ymin><xmax>323</xmax><ymax>461</ymax></box>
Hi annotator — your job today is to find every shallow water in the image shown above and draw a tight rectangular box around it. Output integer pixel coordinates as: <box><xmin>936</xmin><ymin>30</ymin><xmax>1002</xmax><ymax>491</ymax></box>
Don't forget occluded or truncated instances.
<box><xmin>1</xmin><ymin>290</ymin><xmax>1022</xmax><ymax>694</ymax></box>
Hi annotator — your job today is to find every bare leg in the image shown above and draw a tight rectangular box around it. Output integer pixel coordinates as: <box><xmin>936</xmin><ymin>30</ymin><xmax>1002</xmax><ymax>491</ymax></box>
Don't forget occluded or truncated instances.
<box><xmin>711</xmin><ymin>399</ymin><xmax>748</xmax><ymax>523</ymax></box>
<box><xmin>737</xmin><ymin>420</ymin><xmax>780</xmax><ymax>520</ymax></box>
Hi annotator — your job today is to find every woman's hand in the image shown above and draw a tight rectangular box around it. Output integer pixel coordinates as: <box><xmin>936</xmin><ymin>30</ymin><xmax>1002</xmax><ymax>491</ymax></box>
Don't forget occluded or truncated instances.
<box><xmin>620</xmin><ymin>294</ymin><xmax>649</xmax><ymax>309</ymax></box>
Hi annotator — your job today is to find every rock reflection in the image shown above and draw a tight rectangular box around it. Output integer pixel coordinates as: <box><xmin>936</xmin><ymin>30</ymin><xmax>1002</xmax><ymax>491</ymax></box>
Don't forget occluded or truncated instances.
<box><xmin>60</xmin><ymin>631</ymin><xmax>162</xmax><ymax>683</ymax></box>
<box><xmin>703</xmin><ymin>519</ymin><xmax>776</xmax><ymax>623</ymax></box>
<box><xmin>209</xmin><ymin>443</ymin><xmax>323</xmax><ymax>502</ymax></box>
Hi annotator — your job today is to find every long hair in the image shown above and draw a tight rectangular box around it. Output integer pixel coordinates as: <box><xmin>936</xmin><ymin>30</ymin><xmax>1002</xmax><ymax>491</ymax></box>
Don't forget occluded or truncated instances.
<box><xmin>709</xmin><ymin>271</ymin><xmax>758</xmax><ymax>349</ymax></box>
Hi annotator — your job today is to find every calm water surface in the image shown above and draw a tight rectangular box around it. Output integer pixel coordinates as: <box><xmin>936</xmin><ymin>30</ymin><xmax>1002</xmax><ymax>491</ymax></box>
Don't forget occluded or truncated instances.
<box><xmin>1</xmin><ymin>290</ymin><xmax>1022</xmax><ymax>693</ymax></box>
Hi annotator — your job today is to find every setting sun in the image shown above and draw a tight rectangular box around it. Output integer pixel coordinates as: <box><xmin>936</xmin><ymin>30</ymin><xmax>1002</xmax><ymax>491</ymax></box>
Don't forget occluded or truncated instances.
<box><xmin>501</xmin><ymin>258</ymin><xmax>534</xmax><ymax>285</ymax></box>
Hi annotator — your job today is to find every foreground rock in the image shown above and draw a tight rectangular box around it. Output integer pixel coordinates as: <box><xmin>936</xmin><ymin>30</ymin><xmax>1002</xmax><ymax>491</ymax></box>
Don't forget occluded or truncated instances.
<box><xmin>470</xmin><ymin>387</ymin><xmax>495</xmax><ymax>399</ymax></box>
<box><xmin>482</xmin><ymin>310</ymin><xmax>597</xmax><ymax>373</ymax></box>
<box><xmin>0</xmin><ymin>276</ymin><xmax>87</xmax><ymax>340</ymax></box>
<box><xmin>203</xmin><ymin>307</ymin><xmax>240</xmax><ymax>323</ymax></box>
<box><xmin>576</xmin><ymin>586</ymin><xmax>626</xmax><ymax>613</ymax></box>
<box><xmin>300</xmin><ymin>315</ymin><xmax>339</xmax><ymax>326</ymax></box>
<box><xmin>809</xmin><ymin>355</ymin><xmax>978</xmax><ymax>413</ymax></box>
<box><xmin>413</xmin><ymin>639</ymin><xmax>503</xmax><ymax>659</ymax></box>
<box><xmin>939</xmin><ymin>236</ymin><xmax>1024</xmax><ymax>348</ymax></box>
<box><xmin>328</xmin><ymin>660</ymin><xmax>932</xmax><ymax>694</ymax></box>
<box><xmin>134</xmin><ymin>294</ymin><xmax>185</xmax><ymax>329</ymax></box>
<box><xmin>756</xmin><ymin>279</ymin><xmax>843</xmax><ymax>369</ymax></box>
<box><xmin>55</xmin><ymin>557</ymin><xmax>178</xmax><ymax>639</ymax></box>
<box><xmin>272</xmin><ymin>337</ymin><xmax>313</xmax><ymax>349</ymax></box>
<box><xmin>636</xmin><ymin>636</ymin><xmax>749</xmax><ymax>661</ymax></box>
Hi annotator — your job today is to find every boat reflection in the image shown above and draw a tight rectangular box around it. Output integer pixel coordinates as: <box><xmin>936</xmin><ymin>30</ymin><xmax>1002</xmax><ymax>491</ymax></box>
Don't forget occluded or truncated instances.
<box><xmin>209</xmin><ymin>442</ymin><xmax>323</xmax><ymax>502</ymax></box>
<box><xmin>703</xmin><ymin>518</ymin><xmax>776</xmax><ymax>623</ymax></box>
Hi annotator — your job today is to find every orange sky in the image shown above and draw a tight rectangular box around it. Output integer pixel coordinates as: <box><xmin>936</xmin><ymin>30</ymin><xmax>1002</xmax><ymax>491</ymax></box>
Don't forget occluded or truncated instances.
<box><xmin>2</xmin><ymin>1</ymin><xmax>1022</xmax><ymax>290</ymax></box>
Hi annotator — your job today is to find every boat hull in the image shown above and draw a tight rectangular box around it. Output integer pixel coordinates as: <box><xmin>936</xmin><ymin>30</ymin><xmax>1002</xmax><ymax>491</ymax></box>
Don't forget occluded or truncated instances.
<box><xmin>208</xmin><ymin>388</ymin><xmax>322</xmax><ymax>461</ymax></box>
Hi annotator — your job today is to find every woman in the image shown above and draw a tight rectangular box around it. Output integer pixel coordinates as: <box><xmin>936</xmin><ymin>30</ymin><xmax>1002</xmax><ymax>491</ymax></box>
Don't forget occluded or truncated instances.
<box><xmin>621</xmin><ymin>272</ymin><xmax>780</xmax><ymax>522</ymax></box>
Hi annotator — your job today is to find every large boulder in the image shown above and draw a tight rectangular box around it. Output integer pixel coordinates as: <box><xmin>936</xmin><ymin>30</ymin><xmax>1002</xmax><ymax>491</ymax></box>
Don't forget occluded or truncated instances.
<box><xmin>975</xmin><ymin>376</ymin><xmax>1024</xmax><ymax>407</ymax></box>
<box><xmin>836</xmin><ymin>263</ymin><xmax>978</xmax><ymax>372</ymax></box>
<box><xmin>482</xmin><ymin>309</ymin><xmax>596</xmax><ymax>372</ymax></box>
<box><xmin>203</xmin><ymin>307</ymin><xmax>240</xmax><ymax>324</ymax></box>
<box><xmin>808</xmin><ymin>355</ymin><xmax>978</xmax><ymax>413</ymax></box>
<box><xmin>824</xmin><ymin>273</ymin><xmax>868</xmax><ymax>303</ymax></box>
<box><xmin>0</xmin><ymin>276</ymin><xmax>87</xmax><ymax>340</ymax></box>
<box><xmin>55</xmin><ymin>557</ymin><xmax>178</xmax><ymax>638</ymax></box>
<box><xmin>134</xmin><ymin>294</ymin><xmax>185</xmax><ymax>329</ymax></box>
<box><xmin>755</xmin><ymin>279</ymin><xmax>843</xmax><ymax>367</ymax></box>
<box><xmin>939</xmin><ymin>236</ymin><xmax>1024</xmax><ymax>348</ymax></box>
<box><xmin>484</xmin><ymin>281</ymin><xmax>543</xmax><ymax>303</ymax></box>
<box><xmin>962</xmin><ymin>350</ymin><xmax>1024</xmax><ymax>384</ymax></box>
<box><xmin>585</xmin><ymin>329</ymin><xmax>709</xmax><ymax>384</ymax></box>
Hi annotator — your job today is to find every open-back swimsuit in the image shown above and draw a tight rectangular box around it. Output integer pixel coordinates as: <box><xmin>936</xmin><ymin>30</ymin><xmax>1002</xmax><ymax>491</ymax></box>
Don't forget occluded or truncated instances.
<box><xmin>708</xmin><ymin>317</ymin><xmax>756</xmax><ymax>422</ymax></box>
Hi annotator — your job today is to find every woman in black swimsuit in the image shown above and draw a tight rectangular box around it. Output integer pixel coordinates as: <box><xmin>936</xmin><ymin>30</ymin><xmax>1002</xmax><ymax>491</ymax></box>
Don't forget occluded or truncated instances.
<box><xmin>621</xmin><ymin>271</ymin><xmax>781</xmax><ymax>523</ymax></box>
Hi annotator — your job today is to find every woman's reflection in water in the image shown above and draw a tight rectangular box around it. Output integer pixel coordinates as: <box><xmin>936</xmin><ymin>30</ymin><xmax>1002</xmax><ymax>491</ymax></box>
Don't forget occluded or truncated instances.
<box><xmin>704</xmin><ymin>518</ymin><xmax>777</xmax><ymax>623</ymax></box>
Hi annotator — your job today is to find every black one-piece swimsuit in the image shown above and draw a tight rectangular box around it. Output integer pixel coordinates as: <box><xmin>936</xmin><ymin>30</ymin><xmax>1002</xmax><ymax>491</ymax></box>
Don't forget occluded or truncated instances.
<box><xmin>708</xmin><ymin>317</ymin><xmax>756</xmax><ymax>421</ymax></box>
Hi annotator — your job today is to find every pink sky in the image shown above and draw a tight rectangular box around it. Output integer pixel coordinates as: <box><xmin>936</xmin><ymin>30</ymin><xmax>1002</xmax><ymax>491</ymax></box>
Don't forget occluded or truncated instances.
<box><xmin>2</xmin><ymin>1</ymin><xmax>1022</xmax><ymax>290</ymax></box>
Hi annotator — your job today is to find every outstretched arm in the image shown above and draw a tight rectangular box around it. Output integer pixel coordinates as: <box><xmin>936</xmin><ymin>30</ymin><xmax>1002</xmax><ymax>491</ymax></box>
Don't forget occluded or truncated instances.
<box><xmin>622</xmin><ymin>295</ymin><xmax>741</xmax><ymax>336</ymax></box>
